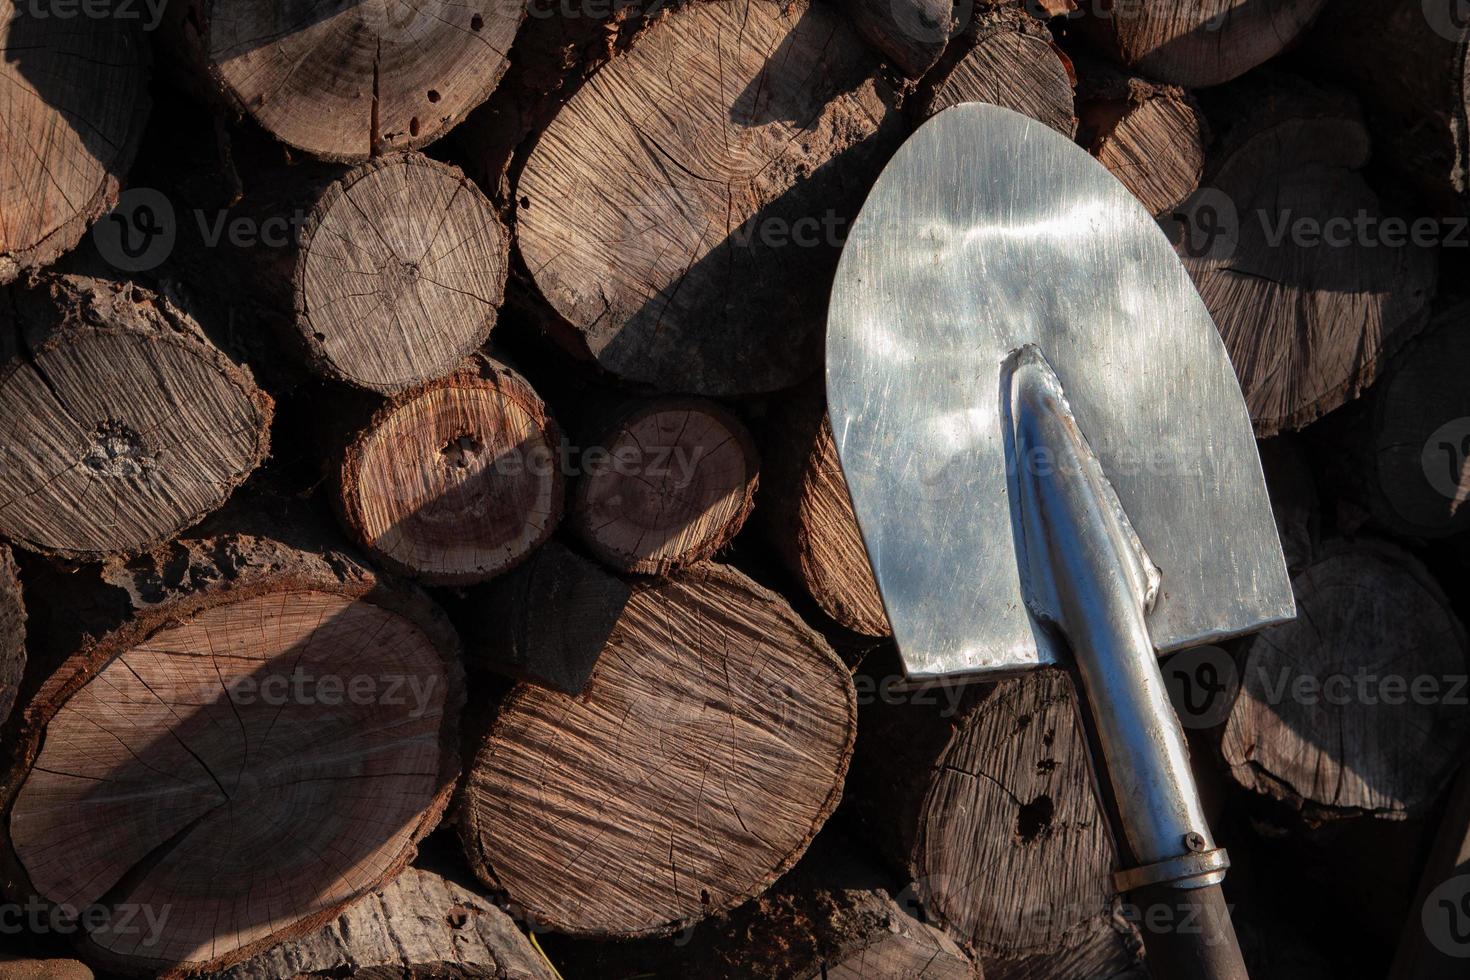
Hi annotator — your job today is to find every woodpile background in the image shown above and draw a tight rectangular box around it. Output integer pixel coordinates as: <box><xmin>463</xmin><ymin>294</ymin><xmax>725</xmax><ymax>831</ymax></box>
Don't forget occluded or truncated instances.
<box><xmin>0</xmin><ymin>0</ymin><xmax>1467</xmax><ymax>977</ymax></box>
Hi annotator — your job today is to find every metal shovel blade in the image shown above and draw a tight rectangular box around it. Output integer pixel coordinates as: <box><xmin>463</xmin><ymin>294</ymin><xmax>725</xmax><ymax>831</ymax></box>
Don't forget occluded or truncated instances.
<box><xmin>826</xmin><ymin>103</ymin><xmax>1294</xmax><ymax>684</ymax></box>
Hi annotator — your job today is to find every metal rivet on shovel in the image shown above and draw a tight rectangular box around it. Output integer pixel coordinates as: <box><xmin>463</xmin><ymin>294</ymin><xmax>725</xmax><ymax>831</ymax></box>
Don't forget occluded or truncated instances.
<box><xmin>826</xmin><ymin>104</ymin><xmax>1296</xmax><ymax>980</ymax></box>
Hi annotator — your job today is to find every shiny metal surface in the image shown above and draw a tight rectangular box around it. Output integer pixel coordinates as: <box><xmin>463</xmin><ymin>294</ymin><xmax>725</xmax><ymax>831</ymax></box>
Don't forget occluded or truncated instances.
<box><xmin>826</xmin><ymin>103</ymin><xmax>1295</xmax><ymax>682</ymax></box>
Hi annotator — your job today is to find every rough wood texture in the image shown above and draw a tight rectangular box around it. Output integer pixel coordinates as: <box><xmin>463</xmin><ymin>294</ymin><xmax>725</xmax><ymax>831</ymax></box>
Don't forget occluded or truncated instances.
<box><xmin>1077</xmin><ymin>0</ymin><xmax>1328</xmax><ymax>88</ymax></box>
<box><xmin>0</xmin><ymin>958</ymin><xmax>92</xmax><ymax>980</ymax></box>
<box><xmin>1390</xmin><ymin>763</ymin><xmax>1470</xmax><ymax>978</ymax></box>
<box><xmin>1306</xmin><ymin>0</ymin><xmax>1470</xmax><ymax>215</ymax></box>
<box><xmin>336</xmin><ymin>355</ymin><xmax>563</xmax><ymax>586</ymax></box>
<box><xmin>221</xmin><ymin>867</ymin><xmax>557</xmax><ymax>980</ymax></box>
<box><xmin>918</xmin><ymin>5</ymin><xmax>1076</xmax><ymax>136</ymax></box>
<box><xmin>514</xmin><ymin>0</ymin><xmax>902</xmax><ymax>395</ymax></box>
<box><xmin>843</xmin><ymin>0</ymin><xmax>957</xmax><ymax>78</ymax></box>
<box><xmin>0</xmin><ymin>275</ymin><xmax>272</xmax><ymax>559</ymax></box>
<box><xmin>1174</xmin><ymin>78</ymin><xmax>1437</xmax><ymax>437</ymax></box>
<box><xmin>759</xmin><ymin>386</ymin><xmax>888</xmax><ymax>636</ymax></box>
<box><xmin>160</xmin><ymin>0</ymin><xmax>523</xmax><ymax>162</ymax></box>
<box><xmin>0</xmin><ymin>535</ymin><xmax>465</xmax><ymax>976</ymax></box>
<box><xmin>572</xmin><ymin>399</ymin><xmax>758</xmax><ymax>575</ymax></box>
<box><xmin>458</xmin><ymin>562</ymin><xmax>857</xmax><ymax>938</ymax></box>
<box><xmin>0</xmin><ymin>5</ymin><xmax>150</xmax><ymax>283</ymax></box>
<box><xmin>1222</xmin><ymin>542</ymin><xmax>1470</xmax><ymax>823</ymax></box>
<box><xmin>0</xmin><ymin>546</ymin><xmax>23</xmax><ymax>728</ymax></box>
<box><xmin>457</xmin><ymin>539</ymin><xmax>631</xmax><ymax>695</ymax></box>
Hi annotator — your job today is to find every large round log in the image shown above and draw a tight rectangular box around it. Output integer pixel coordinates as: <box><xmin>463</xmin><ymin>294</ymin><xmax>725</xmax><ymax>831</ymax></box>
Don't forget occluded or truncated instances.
<box><xmin>513</xmin><ymin>0</ymin><xmax>902</xmax><ymax>395</ymax></box>
<box><xmin>336</xmin><ymin>356</ymin><xmax>563</xmax><ymax>586</ymax></box>
<box><xmin>0</xmin><ymin>535</ymin><xmax>464</xmax><ymax>976</ymax></box>
<box><xmin>0</xmin><ymin>5</ymin><xmax>150</xmax><ymax>283</ymax></box>
<box><xmin>458</xmin><ymin>562</ymin><xmax>857</xmax><ymax>938</ymax></box>
<box><xmin>1221</xmin><ymin>542</ymin><xmax>1470</xmax><ymax>823</ymax></box>
<box><xmin>160</xmin><ymin>0</ymin><xmax>523</xmax><ymax>162</ymax></box>
<box><xmin>0</xmin><ymin>546</ymin><xmax>22</xmax><ymax>728</ymax></box>
<box><xmin>0</xmin><ymin>276</ymin><xmax>272</xmax><ymax>559</ymax></box>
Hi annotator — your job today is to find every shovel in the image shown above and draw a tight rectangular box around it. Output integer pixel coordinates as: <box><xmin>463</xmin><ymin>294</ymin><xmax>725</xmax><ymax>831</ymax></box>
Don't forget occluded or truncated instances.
<box><xmin>826</xmin><ymin>104</ymin><xmax>1295</xmax><ymax>979</ymax></box>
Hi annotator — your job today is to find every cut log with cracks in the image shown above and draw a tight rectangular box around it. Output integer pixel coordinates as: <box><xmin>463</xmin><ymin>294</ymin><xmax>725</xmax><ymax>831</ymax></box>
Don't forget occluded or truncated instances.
<box><xmin>0</xmin><ymin>546</ymin><xmax>22</xmax><ymax>728</ymax></box>
<box><xmin>1222</xmin><ymin>541</ymin><xmax>1470</xmax><ymax>824</ymax></box>
<box><xmin>1170</xmin><ymin>77</ymin><xmax>1437</xmax><ymax>437</ymax></box>
<box><xmin>513</xmin><ymin>0</ymin><xmax>903</xmax><ymax>396</ymax></box>
<box><xmin>846</xmin><ymin>665</ymin><xmax>1143</xmax><ymax>977</ymax></box>
<box><xmin>458</xmin><ymin>562</ymin><xmax>857</xmax><ymax>939</ymax></box>
<box><xmin>0</xmin><ymin>535</ymin><xmax>465</xmax><ymax>977</ymax></box>
<box><xmin>571</xmin><ymin>399</ymin><xmax>759</xmax><ymax>575</ymax></box>
<box><xmin>1075</xmin><ymin>0</ymin><xmax>1328</xmax><ymax>88</ymax></box>
<box><xmin>220</xmin><ymin>867</ymin><xmax>557</xmax><ymax>980</ymax></box>
<box><xmin>240</xmin><ymin>152</ymin><xmax>509</xmax><ymax>394</ymax></box>
<box><xmin>336</xmin><ymin>355</ymin><xmax>563</xmax><ymax>586</ymax></box>
<box><xmin>0</xmin><ymin>5</ymin><xmax>151</xmax><ymax>284</ymax></box>
<box><xmin>1389</xmin><ymin>762</ymin><xmax>1470</xmax><ymax>978</ymax></box>
<box><xmin>758</xmin><ymin>385</ymin><xmax>889</xmax><ymax>636</ymax></box>
<box><xmin>0</xmin><ymin>275</ymin><xmax>272</xmax><ymax>560</ymax></box>
<box><xmin>159</xmin><ymin>0</ymin><xmax>523</xmax><ymax>162</ymax></box>
<box><xmin>917</xmin><ymin>4</ymin><xmax>1077</xmax><ymax>137</ymax></box>
<box><xmin>842</xmin><ymin>0</ymin><xmax>958</xmax><ymax>78</ymax></box>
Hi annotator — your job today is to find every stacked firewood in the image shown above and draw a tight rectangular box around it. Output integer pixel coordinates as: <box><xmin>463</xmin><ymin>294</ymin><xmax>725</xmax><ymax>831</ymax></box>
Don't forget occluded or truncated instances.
<box><xmin>0</xmin><ymin>0</ymin><xmax>1467</xmax><ymax>977</ymax></box>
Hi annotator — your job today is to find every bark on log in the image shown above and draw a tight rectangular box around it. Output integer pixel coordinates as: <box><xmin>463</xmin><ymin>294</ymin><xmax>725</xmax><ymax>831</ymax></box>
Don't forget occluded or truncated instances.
<box><xmin>0</xmin><ymin>547</ymin><xmax>23</xmax><ymax>728</ymax></box>
<box><xmin>0</xmin><ymin>958</ymin><xmax>91</xmax><ymax>980</ymax></box>
<box><xmin>456</xmin><ymin>539</ymin><xmax>631</xmax><ymax>695</ymax></box>
<box><xmin>458</xmin><ymin>562</ymin><xmax>857</xmax><ymax>938</ymax></box>
<box><xmin>917</xmin><ymin>5</ymin><xmax>1077</xmax><ymax>136</ymax></box>
<box><xmin>1306</xmin><ymin>0</ymin><xmax>1470</xmax><ymax>216</ymax></box>
<box><xmin>336</xmin><ymin>355</ymin><xmax>563</xmax><ymax>586</ymax></box>
<box><xmin>1390</xmin><ymin>763</ymin><xmax>1470</xmax><ymax>978</ymax></box>
<box><xmin>1171</xmin><ymin>77</ymin><xmax>1437</xmax><ymax>437</ymax></box>
<box><xmin>0</xmin><ymin>275</ymin><xmax>272</xmax><ymax>559</ymax></box>
<box><xmin>843</xmin><ymin>0</ymin><xmax>958</xmax><ymax>78</ymax></box>
<box><xmin>241</xmin><ymin>152</ymin><xmax>509</xmax><ymax>394</ymax></box>
<box><xmin>1075</xmin><ymin>0</ymin><xmax>1327</xmax><ymax>88</ymax></box>
<box><xmin>159</xmin><ymin>0</ymin><xmax>523</xmax><ymax>162</ymax></box>
<box><xmin>221</xmin><ymin>867</ymin><xmax>556</xmax><ymax>980</ymax></box>
<box><xmin>513</xmin><ymin>0</ymin><xmax>903</xmax><ymax>395</ymax></box>
<box><xmin>0</xmin><ymin>5</ymin><xmax>150</xmax><ymax>284</ymax></box>
<box><xmin>1221</xmin><ymin>541</ymin><xmax>1470</xmax><ymax>823</ymax></box>
<box><xmin>757</xmin><ymin>386</ymin><xmax>888</xmax><ymax>636</ymax></box>
<box><xmin>571</xmin><ymin>399</ymin><xmax>758</xmax><ymax>575</ymax></box>
<box><xmin>0</xmin><ymin>534</ymin><xmax>465</xmax><ymax>976</ymax></box>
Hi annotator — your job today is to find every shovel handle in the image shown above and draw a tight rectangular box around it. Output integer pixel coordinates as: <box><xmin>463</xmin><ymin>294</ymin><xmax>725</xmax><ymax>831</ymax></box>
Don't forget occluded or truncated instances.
<box><xmin>1130</xmin><ymin>881</ymin><xmax>1249</xmax><ymax>980</ymax></box>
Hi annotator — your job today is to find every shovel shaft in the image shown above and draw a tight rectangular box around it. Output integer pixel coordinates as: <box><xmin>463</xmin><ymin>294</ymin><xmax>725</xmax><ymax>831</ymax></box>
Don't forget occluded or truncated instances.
<box><xmin>1132</xmin><ymin>882</ymin><xmax>1249</xmax><ymax>980</ymax></box>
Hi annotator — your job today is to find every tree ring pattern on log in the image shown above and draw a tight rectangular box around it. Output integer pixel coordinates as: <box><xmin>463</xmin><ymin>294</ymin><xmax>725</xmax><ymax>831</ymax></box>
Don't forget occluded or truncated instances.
<box><xmin>516</xmin><ymin>0</ymin><xmax>900</xmax><ymax>395</ymax></box>
<box><xmin>920</xmin><ymin>14</ymin><xmax>1076</xmax><ymax>137</ymax></box>
<box><xmin>184</xmin><ymin>0</ymin><xmax>523</xmax><ymax>161</ymax></box>
<box><xmin>459</xmin><ymin>564</ymin><xmax>857</xmax><ymax>938</ymax></box>
<box><xmin>338</xmin><ymin>362</ymin><xmax>563</xmax><ymax>585</ymax></box>
<box><xmin>295</xmin><ymin>154</ymin><xmax>508</xmax><ymax>393</ymax></box>
<box><xmin>0</xmin><ymin>5</ymin><xmax>150</xmax><ymax>282</ymax></box>
<box><xmin>7</xmin><ymin>588</ymin><xmax>458</xmax><ymax>974</ymax></box>
<box><xmin>573</xmin><ymin>400</ymin><xmax>758</xmax><ymax>574</ymax></box>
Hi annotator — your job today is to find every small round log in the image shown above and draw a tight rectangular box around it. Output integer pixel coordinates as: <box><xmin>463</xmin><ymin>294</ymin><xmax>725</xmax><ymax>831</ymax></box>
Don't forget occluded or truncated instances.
<box><xmin>0</xmin><ymin>535</ymin><xmax>465</xmax><ymax>976</ymax></box>
<box><xmin>160</xmin><ymin>0</ymin><xmax>523</xmax><ymax>162</ymax></box>
<box><xmin>0</xmin><ymin>275</ymin><xmax>272</xmax><ymax>559</ymax></box>
<box><xmin>513</xmin><ymin>0</ymin><xmax>902</xmax><ymax>395</ymax></box>
<box><xmin>1221</xmin><ymin>542</ymin><xmax>1470</xmax><ymax>822</ymax></box>
<box><xmin>842</xmin><ymin>0</ymin><xmax>957</xmax><ymax>78</ymax></box>
<box><xmin>458</xmin><ymin>562</ymin><xmax>857</xmax><ymax>938</ymax></box>
<box><xmin>0</xmin><ymin>545</ymin><xmax>23</xmax><ymax>727</ymax></box>
<box><xmin>336</xmin><ymin>356</ymin><xmax>563</xmax><ymax>586</ymax></box>
<box><xmin>571</xmin><ymin>399</ymin><xmax>758</xmax><ymax>575</ymax></box>
<box><xmin>0</xmin><ymin>5</ymin><xmax>150</xmax><ymax>283</ymax></box>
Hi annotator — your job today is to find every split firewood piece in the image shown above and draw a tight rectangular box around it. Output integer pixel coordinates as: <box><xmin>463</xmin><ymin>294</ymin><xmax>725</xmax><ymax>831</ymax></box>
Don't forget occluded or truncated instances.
<box><xmin>336</xmin><ymin>356</ymin><xmax>563</xmax><ymax>586</ymax></box>
<box><xmin>1173</xmin><ymin>77</ymin><xmax>1437</xmax><ymax>437</ymax></box>
<box><xmin>159</xmin><ymin>1</ymin><xmax>522</xmax><ymax>162</ymax></box>
<box><xmin>0</xmin><ymin>5</ymin><xmax>150</xmax><ymax>284</ymax></box>
<box><xmin>0</xmin><ymin>535</ymin><xmax>465</xmax><ymax>976</ymax></box>
<box><xmin>0</xmin><ymin>546</ymin><xmax>23</xmax><ymax>727</ymax></box>
<box><xmin>843</xmin><ymin>0</ymin><xmax>957</xmax><ymax>78</ymax></box>
<box><xmin>846</xmin><ymin>667</ymin><xmax>1142</xmax><ymax>976</ymax></box>
<box><xmin>571</xmin><ymin>399</ymin><xmax>758</xmax><ymax>575</ymax></box>
<box><xmin>759</xmin><ymin>385</ymin><xmax>888</xmax><ymax>636</ymax></box>
<box><xmin>1222</xmin><ymin>541</ymin><xmax>1470</xmax><ymax>823</ymax></box>
<box><xmin>918</xmin><ymin>4</ymin><xmax>1077</xmax><ymax>137</ymax></box>
<box><xmin>244</xmin><ymin>153</ymin><xmax>508</xmax><ymax>394</ymax></box>
<box><xmin>457</xmin><ymin>539</ymin><xmax>632</xmax><ymax>695</ymax></box>
<box><xmin>1076</xmin><ymin>59</ymin><xmax>1207</xmax><ymax>216</ymax></box>
<box><xmin>1306</xmin><ymin>0</ymin><xmax>1470</xmax><ymax>216</ymax></box>
<box><xmin>1389</xmin><ymin>763</ymin><xmax>1470</xmax><ymax>978</ymax></box>
<box><xmin>458</xmin><ymin>562</ymin><xmax>857</xmax><ymax>938</ymax></box>
<box><xmin>514</xmin><ymin>0</ymin><xmax>902</xmax><ymax>396</ymax></box>
<box><xmin>0</xmin><ymin>275</ymin><xmax>272</xmax><ymax>559</ymax></box>
<box><xmin>220</xmin><ymin>867</ymin><xmax>557</xmax><ymax>980</ymax></box>
<box><xmin>1075</xmin><ymin>0</ymin><xmax>1328</xmax><ymax>88</ymax></box>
